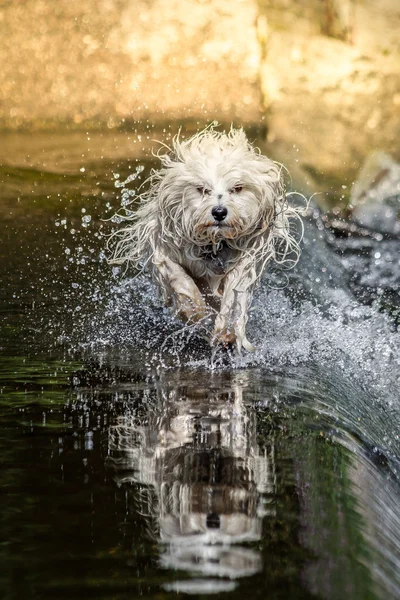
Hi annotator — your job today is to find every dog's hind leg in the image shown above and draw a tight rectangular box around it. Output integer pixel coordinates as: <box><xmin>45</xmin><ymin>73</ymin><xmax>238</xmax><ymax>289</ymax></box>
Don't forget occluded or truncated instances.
<box><xmin>153</xmin><ymin>252</ymin><xmax>211</xmax><ymax>324</ymax></box>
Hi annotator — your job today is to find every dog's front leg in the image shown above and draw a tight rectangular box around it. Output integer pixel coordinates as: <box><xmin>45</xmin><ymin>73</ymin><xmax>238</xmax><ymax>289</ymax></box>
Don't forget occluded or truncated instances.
<box><xmin>213</xmin><ymin>261</ymin><xmax>256</xmax><ymax>353</ymax></box>
<box><xmin>153</xmin><ymin>252</ymin><xmax>210</xmax><ymax>324</ymax></box>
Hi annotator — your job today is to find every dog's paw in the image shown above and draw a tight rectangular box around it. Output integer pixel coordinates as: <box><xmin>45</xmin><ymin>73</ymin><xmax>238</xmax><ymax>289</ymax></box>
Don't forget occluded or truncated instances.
<box><xmin>242</xmin><ymin>338</ymin><xmax>256</xmax><ymax>353</ymax></box>
<box><xmin>212</xmin><ymin>326</ymin><xmax>237</xmax><ymax>349</ymax></box>
<box><xmin>212</xmin><ymin>326</ymin><xmax>256</xmax><ymax>354</ymax></box>
<box><xmin>175</xmin><ymin>294</ymin><xmax>209</xmax><ymax>323</ymax></box>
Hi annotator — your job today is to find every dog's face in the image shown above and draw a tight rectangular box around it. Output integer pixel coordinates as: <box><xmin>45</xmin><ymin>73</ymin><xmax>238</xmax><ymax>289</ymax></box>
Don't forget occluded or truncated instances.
<box><xmin>182</xmin><ymin>160</ymin><xmax>267</xmax><ymax>243</ymax></box>
<box><xmin>157</xmin><ymin>129</ymin><xmax>282</xmax><ymax>245</ymax></box>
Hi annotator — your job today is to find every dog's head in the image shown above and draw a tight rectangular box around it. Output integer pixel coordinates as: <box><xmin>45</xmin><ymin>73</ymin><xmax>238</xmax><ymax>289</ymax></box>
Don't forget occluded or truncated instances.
<box><xmin>155</xmin><ymin>128</ymin><xmax>284</xmax><ymax>245</ymax></box>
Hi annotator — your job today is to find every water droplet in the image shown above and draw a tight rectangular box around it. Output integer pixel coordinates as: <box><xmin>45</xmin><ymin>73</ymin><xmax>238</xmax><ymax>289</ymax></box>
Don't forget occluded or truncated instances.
<box><xmin>82</xmin><ymin>215</ymin><xmax>92</xmax><ymax>227</ymax></box>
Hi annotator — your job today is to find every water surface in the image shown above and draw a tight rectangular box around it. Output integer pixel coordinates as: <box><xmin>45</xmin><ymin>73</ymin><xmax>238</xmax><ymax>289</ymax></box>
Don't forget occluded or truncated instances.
<box><xmin>1</xmin><ymin>131</ymin><xmax>400</xmax><ymax>599</ymax></box>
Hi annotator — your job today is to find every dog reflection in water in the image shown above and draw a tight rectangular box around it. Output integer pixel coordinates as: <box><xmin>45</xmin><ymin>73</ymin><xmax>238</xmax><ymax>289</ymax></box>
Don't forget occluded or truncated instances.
<box><xmin>109</xmin><ymin>374</ymin><xmax>276</xmax><ymax>587</ymax></box>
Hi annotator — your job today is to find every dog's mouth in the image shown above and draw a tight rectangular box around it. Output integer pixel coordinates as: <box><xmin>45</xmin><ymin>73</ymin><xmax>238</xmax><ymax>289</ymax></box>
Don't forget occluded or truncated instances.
<box><xmin>193</xmin><ymin>217</ymin><xmax>244</xmax><ymax>242</ymax></box>
<box><xmin>197</xmin><ymin>221</ymin><xmax>233</xmax><ymax>233</ymax></box>
<box><xmin>212</xmin><ymin>221</ymin><xmax>229</xmax><ymax>227</ymax></box>
<box><xmin>210</xmin><ymin>221</ymin><xmax>235</xmax><ymax>234</ymax></box>
<box><xmin>208</xmin><ymin>217</ymin><xmax>238</xmax><ymax>229</ymax></box>
<box><xmin>208</xmin><ymin>223</ymin><xmax>239</xmax><ymax>240</ymax></box>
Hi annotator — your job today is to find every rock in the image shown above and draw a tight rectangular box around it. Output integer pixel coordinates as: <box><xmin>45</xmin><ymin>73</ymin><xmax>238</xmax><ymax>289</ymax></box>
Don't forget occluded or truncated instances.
<box><xmin>0</xmin><ymin>0</ymin><xmax>261</xmax><ymax>128</ymax></box>
<box><xmin>259</xmin><ymin>0</ymin><xmax>400</xmax><ymax>195</ymax></box>
<box><xmin>351</xmin><ymin>152</ymin><xmax>400</xmax><ymax>236</ymax></box>
<box><xmin>1</xmin><ymin>0</ymin><xmax>399</xmax><ymax>198</ymax></box>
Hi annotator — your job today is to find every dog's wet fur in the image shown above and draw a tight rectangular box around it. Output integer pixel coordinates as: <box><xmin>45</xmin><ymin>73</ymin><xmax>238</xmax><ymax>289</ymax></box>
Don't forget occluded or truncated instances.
<box><xmin>109</xmin><ymin>126</ymin><xmax>303</xmax><ymax>352</ymax></box>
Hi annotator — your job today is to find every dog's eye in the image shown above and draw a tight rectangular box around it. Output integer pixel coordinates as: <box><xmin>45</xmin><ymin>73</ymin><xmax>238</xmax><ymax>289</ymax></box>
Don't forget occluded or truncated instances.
<box><xmin>197</xmin><ymin>187</ymin><xmax>211</xmax><ymax>195</ymax></box>
<box><xmin>231</xmin><ymin>185</ymin><xmax>243</xmax><ymax>193</ymax></box>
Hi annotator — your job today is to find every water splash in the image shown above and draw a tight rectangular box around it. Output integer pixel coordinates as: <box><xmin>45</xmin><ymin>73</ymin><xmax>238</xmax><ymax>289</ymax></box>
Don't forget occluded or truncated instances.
<box><xmin>73</xmin><ymin>213</ymin><xmax>400</xmax><ymax>395</ymax></box>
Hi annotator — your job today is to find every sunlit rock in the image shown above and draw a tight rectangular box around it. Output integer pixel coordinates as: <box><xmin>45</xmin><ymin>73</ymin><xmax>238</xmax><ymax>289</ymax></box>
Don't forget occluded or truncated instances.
<box><xmin>351</xmin><ymin>152</ymin><xmax>400</xmax><ymax>235</ymax></box>
<box><xmin>0</xmin><ymin>0</ymin><xmax>261</xmax><ymax>128</ymax></box>
<box><xmin>258</xmin><ymin>0</ymin><xmax>400</xmax><ymax>192</ymax></box>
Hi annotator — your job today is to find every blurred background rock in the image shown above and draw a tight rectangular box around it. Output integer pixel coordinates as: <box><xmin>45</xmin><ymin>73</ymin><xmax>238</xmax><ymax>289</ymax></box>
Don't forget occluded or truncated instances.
<box><xmin>0</xmin><ymin>0</ymin><xmax>399</xmax><ymax>196</ymax></box>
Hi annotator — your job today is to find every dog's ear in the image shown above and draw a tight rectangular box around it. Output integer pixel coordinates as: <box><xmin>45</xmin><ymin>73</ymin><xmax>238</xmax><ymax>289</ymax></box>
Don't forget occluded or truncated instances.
<box><xmin>157</xmin><ymin>141</ymin><xmax>185</xmax><ymax>168</ymax></box>
<box><xmin>260</xmin><ymin>206</ymin><xmax>276</xmax><ymax>233</ymax></box>
<box><xmin>159</xmin><ymin>153</ymin><xmax>173</xmax><ymax>167</ymax></box>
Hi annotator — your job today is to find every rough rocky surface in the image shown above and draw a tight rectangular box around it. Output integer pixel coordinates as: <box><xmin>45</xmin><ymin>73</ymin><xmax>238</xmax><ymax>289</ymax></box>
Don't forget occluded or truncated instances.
<box><xmin>1</xmin><ymin>0</ymin><xmax>399</xmax><ymax>198</ymax></box>
<box><xmin>351</xmin><ymin>152</ymin><xmax>400</xmax><ymax>235</ymax></box>
<box><xmin>258</xmin><ymin>0</ymin><xmax>400</xmax><ymax>200</ymax></box>
<box><xmin>0</xmin><ymin>0</ymin><xmax>262</xmax><ymax>128</ymax></box>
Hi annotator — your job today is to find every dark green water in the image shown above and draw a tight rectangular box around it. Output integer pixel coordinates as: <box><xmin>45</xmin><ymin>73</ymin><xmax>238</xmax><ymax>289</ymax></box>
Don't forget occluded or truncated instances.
<box><xmin>1</xmin><ymin>131</ymin><xmax>399</xmax><ymax>600</ymax></box>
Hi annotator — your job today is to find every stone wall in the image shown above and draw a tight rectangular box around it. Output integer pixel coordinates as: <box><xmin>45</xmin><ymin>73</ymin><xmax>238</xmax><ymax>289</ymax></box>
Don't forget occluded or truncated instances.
<box><xmin>258</xmin><ymin>0</ymin><xmax>400</xmax><ymax>196</ymax></box>
<box><xmin>0</xmin><ymin>0</ymin><xmax>399</xmax><ymax>191</ymax></box>
<box><xmin>0</xmin><ymin>0</ymin><xmax>262</xmax><ymax>129</ymax></box>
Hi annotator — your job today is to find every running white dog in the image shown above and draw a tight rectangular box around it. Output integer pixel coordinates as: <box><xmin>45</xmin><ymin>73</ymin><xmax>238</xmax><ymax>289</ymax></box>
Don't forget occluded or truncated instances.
<box><xmin>110</xmin><ymin>127</ymin><xmax>302</xmax><ymax>352</ymax></box>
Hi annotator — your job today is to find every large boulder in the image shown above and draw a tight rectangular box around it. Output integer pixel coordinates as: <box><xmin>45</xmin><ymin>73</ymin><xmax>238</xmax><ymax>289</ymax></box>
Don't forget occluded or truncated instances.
<box><xmin>258</xmin><ymin>0</ymin><xmax>400</xmax><ymax>197</ymax></box>
<box><xmin>351</xmin><ymin>152</ymin><xmax>400</xmax><ymax>235</ymax></box>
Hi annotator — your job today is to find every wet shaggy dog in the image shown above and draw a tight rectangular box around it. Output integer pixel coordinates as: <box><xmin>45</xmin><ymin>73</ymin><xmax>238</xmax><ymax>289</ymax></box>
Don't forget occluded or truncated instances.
<box><xmin>109</xmin><ymin>127</ymin><xmax>302</xmax><ymax>352</ymax></box>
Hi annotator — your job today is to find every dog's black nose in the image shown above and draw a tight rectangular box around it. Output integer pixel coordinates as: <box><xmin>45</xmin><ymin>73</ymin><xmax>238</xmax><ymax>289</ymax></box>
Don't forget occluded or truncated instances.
<box><xmin>206</xmin><ymin>512</ymin><xmax>220</xmax><ymax>529</ymax></box>
<box><xmin>211</xmin><ymin>205</ymin><xmax>228</xmax><ymax>222</ymax></box>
